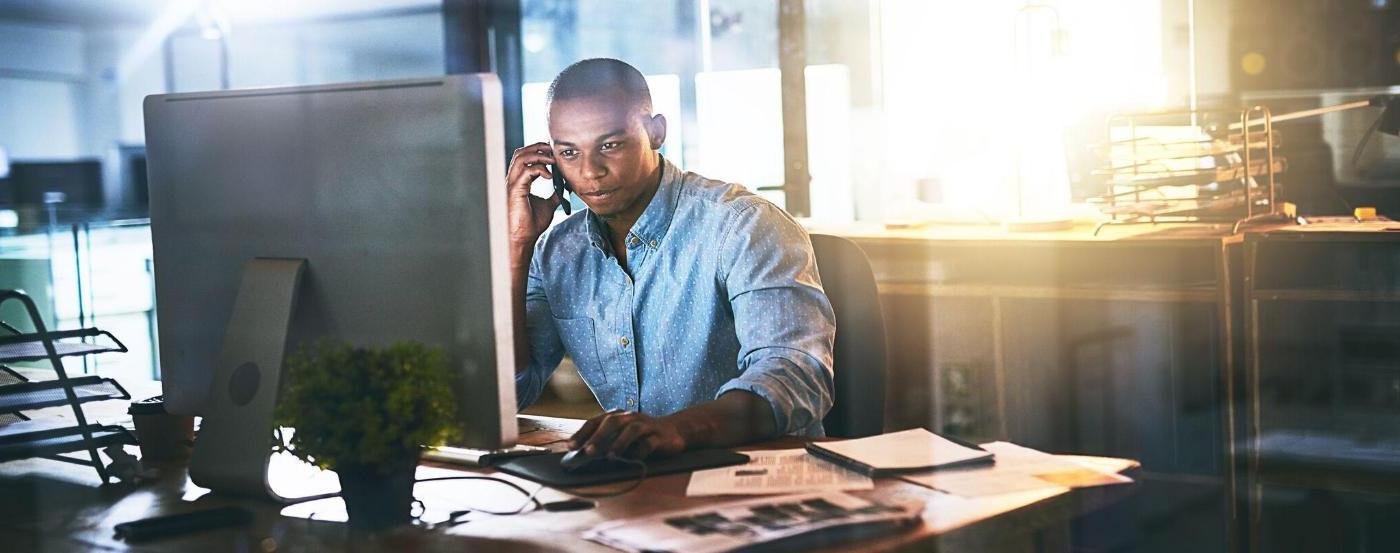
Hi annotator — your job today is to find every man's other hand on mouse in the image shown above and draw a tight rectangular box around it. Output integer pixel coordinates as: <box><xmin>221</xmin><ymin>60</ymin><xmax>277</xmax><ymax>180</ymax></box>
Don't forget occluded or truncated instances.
<box><xmin>567</xmin><ymin>409</ymin><xmax>686</xmax><ymax>460</ymax></box>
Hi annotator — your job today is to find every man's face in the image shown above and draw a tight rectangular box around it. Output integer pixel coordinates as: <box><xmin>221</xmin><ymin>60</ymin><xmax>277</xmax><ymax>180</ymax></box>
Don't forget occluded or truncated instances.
<box><xmin>548</xmin><ymin>92</ymin><xmax>663</xmax><ymax>218</ymax></box>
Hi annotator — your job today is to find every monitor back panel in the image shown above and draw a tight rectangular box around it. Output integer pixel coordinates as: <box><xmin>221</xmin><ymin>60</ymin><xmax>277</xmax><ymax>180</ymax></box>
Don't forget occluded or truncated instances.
<box><xmin>144</xmin><ymin>76</ymin><xmax>516</xmax><ymax>448</ymax></box>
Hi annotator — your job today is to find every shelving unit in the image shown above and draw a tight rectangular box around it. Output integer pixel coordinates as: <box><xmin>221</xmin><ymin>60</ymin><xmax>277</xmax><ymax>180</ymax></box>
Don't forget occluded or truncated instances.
<box><xmin>0</xmin><ymin>289</ymin><xmax>134</xmax><ymax>483</ymax></box>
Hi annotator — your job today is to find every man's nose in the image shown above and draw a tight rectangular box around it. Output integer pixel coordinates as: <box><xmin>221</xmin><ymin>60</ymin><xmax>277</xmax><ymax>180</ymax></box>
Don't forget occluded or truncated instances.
<box><xmin>580</xmin><ymin>152</ymin><xmax>608</xmax><ymax>180</ymax></box>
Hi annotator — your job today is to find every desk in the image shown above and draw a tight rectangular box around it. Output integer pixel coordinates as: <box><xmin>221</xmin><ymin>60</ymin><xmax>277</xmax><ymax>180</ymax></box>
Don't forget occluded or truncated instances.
<box><xmin>0</xmin><ymin>413</ymin><xmax>1136</xmax><ymax>552</ymax></box>
<box><xmin>804</xmin><ymin>220</ymin><xmax>1246</xmax><ymax>551</ymax></box>
<box><xmin>1241</xmin><ymin>227</ymin><xmax>1400</xmax><ymax>551</ymax></box>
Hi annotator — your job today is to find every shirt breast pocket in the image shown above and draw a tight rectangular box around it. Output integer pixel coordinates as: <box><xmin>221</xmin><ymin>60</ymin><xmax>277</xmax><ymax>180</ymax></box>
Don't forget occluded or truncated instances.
<box><xmin>552</xmin><ymin>316</ymin><xmax>608</xmax><ymax>387</ymax></box>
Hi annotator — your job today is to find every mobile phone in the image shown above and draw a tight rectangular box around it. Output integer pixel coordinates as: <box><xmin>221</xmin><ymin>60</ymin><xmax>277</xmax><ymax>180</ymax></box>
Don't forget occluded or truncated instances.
<box><xmin>552</xmin><ymin>164</ymin><xmax>572</xmax><ymax>216</ymax></box>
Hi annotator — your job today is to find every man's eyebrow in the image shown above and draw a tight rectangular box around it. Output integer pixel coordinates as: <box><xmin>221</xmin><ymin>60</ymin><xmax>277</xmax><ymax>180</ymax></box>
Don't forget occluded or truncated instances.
<box><xmin>553</xmin><ymin>130</ymin><xmax>627</xmax><ymax>149</ymax></box>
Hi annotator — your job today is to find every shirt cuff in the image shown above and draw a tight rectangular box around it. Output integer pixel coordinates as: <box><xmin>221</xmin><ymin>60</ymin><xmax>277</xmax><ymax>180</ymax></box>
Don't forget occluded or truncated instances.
<box><xmin>719</xmin><ymin>353</ymin><xmax>837</xmax><ymax>438</ymax></box>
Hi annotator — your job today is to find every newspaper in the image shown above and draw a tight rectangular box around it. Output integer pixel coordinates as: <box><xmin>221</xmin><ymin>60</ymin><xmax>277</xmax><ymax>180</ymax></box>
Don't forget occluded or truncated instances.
<box><xmin>686</xmin><ymin>449</ymin><xmax>874</xmax><ymax>497</ymax></box>
<box><xmin>584</xmin><ymin>492</ymin><xmax>922</xmax><ymax>553</ymax></box>
<box><xmin>901</xmin><ymin>441</ymin><xmax>1132</xmax><ymax>498</ymax></box>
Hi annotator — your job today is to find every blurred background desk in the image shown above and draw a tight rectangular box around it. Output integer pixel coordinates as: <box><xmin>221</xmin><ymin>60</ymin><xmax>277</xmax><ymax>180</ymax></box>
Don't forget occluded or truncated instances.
<box><xmin>1242</xmin><ymin>226</ymin><xmax>1400</xmax><ymax>552</ymax></box>
<box><xmin>802</xmin><ymin>220</ymin><xmax>1400</xmax><ymax>552</ymax></box>
<box><xmin>805</xmin><ymin>220</ymin><xmax>1245</xmax><ymax>552</ymax></box>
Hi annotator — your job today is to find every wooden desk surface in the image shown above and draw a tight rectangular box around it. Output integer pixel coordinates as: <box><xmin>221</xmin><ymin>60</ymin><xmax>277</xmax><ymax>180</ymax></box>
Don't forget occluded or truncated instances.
<box><xmin>801</xmin><ymin>219</ymin><xmax>1245</xmax><ymax>245</ymax></box>
<box><xmin>804</xmin><ymin>219</ymin><xmax>1400</xmax><ymax>248</ymax></box>
<box><xmin>0</xmin><ymin>414</ymin><xmax>1138</xmax><ymax>552</ymax></box>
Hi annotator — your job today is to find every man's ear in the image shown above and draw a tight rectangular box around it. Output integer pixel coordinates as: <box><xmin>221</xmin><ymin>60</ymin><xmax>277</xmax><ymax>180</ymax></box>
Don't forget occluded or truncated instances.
<box><xmin>645</xmin><ymin>113</ymin><xmax>667</xmax><ymax>151</ymax></box>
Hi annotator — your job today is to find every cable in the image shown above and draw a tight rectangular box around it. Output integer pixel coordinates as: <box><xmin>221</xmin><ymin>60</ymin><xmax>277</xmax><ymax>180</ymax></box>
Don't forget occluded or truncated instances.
<box><xmin>280</xmin><ymin>474</ymin><xmax>544</xmax><ymax>512</ymax></box>
<box><xmin>1351</xmin><ymin>109</ymin><xmax>1386</xmax><ymax>175</ymax></box>
<box><xmin>1326</xmin><ymin>110</ymin><xmax>1389</xmax><ymax>215</ymax></box>
<box><xmin>282</xmin><ymin>460</ymin><xmax>648</xmax><ymax>529</ymax></box>
<box><xmin>416</xmin><ymin>476</ymin><xmax>549</xmax><ymax>530</ymax></box>
<box><xmin>413</xmin><ymin>476</ymin><xmax>545</xmax><ymax>515</ymax></box>
<box><xmin>281</xmin><ymin>491</ymin><xmax>343</xmax><ymax>506</ymax></box>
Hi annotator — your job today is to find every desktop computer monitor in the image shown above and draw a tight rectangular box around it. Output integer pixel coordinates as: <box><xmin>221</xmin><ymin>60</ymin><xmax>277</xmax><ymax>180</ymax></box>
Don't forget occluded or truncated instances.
<box><xmin>4</xmin><ymin>160</ymin><xmax>105</xmax><ymax>207</ymax></box>
<box><xmin>144</xmin><ymin>75</ymin><xmax>517</xmax><ymax>450</ymax></box>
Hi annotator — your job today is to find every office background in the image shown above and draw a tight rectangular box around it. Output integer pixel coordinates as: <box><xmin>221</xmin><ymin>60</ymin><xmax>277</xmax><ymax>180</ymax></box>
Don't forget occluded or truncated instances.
<box><xmin>0</xmin><ymin>0</ymin><xmax>1245</xmax><ymax>383</ymax></box>
<box><xmin>3</xmin><ymin>1</ymin><xmax>1400</xmax><ymax>551</ymax></box>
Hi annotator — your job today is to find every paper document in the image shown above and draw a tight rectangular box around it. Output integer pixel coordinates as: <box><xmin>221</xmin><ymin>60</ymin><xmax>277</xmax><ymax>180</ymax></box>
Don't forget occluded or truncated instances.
<box><xmin>686</xmin><ymin>449</ymin><xmax>873</xmax><ymax>497</ymax></box>
<box><xmin>585</xmin><ymin>492</ymin><xmax>922</xmax><ymax>553</ymax></box>
<box><xmin>808</xmin><ymin>428</ymin><xmax>992</xmax><ymax>473</ymax></box>
<box><xmin>901</xmin><ymin>441</ymin><xmax>1132</xmax><ymax>498</ymax></box>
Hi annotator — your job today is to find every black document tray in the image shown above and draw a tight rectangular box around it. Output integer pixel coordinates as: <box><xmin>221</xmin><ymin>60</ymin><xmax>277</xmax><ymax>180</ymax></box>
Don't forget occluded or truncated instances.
<box><xmin>496</xmin><ymin>449</ymin><xmax>750</xmax><ymax>487</ymax></box>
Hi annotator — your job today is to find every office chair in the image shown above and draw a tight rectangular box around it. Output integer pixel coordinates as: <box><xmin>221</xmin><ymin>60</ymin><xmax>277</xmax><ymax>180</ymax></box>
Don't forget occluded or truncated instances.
<box><xmin>810</xmin><ymin>234</ymin><xmax>888</xmax><ymax>438</ymax></box>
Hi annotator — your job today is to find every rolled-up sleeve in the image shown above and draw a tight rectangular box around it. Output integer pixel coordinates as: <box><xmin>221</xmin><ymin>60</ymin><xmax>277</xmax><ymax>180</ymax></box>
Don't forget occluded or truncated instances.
<box><xmin>514</xmin><ymin>238</ymin><xmax>566</xmax><ymax>410</ymax></box>
<box><xmin>713</xmin><ymin>203</ymin><xmax>836</xmax><ymax>436</ymax></box>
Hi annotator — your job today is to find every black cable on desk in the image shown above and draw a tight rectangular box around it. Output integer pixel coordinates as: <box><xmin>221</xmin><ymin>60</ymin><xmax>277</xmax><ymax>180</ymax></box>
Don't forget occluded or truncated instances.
<box><xmin>283</xmin><ymin>458</ymin><xmax>650</xmax><ymax>528</ymax></box>
<box><xmin>414</xmin><ymin>475</ymin><xmax>545</xmax><ymax>515</ymax></box>
<box><xmin>282</xmin><ymin>491</ymin><xmax>342</xmax><ymax>505</ymax></box>
<box><xmin>421</xmin><ymin>456</ymin><xmax>653</xmax><ymax>523</ymax></box>
<box><xmin>281</xmin><ymin>475</ymin><xmax>544</xmax><ymax>511</ymax></box>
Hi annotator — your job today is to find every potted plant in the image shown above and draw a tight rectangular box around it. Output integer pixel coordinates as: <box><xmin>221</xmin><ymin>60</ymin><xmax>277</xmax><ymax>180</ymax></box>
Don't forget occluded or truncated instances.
<box><xmin>274</xmin><ymin>340</ymin><xmax>458</xmax><ymax>530</ymax></box>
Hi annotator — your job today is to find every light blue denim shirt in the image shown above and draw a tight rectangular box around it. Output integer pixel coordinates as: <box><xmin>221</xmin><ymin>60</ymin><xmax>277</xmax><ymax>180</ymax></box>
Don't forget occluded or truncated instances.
<box><xmin>516</xmin><ymin>158</ymin><xmax>836</xmax><ymax>436</ymax></box>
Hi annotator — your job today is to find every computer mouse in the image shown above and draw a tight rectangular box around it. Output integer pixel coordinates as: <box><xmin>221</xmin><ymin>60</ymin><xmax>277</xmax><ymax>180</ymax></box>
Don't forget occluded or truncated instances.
<box><xmin>560</xmin><ymin>448</ymin><xmax>602</xmax><ymax>472</ymax></box>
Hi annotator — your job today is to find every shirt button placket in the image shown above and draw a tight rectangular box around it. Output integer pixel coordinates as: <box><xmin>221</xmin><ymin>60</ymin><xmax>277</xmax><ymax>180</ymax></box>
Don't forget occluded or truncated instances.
<box><xmin>621</xmin><ymin>279</ymin><xmax>640</xmax><ymax>413</ymax></box>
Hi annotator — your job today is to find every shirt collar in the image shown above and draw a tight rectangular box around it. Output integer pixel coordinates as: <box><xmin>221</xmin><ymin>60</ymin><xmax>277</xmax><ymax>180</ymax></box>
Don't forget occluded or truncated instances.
<box><xmin>582</xmin><ymin>155</ymin><xmax>680</xmax><ymax>251</ymax></box>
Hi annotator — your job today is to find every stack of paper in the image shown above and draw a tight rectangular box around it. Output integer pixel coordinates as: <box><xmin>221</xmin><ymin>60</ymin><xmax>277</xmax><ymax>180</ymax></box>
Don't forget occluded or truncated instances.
<box><xmin>805</xmin><ymin>428</ymin><xmax>994</xmax><ymax>475</ymax></box>
<box><xmin>685</xmin><ymin>449</ymin><xmax>873</xmax><ymax>497</ymax></box>
<box><xmin>900</xmin><ymin>441</ymin><xmax>1132</xmax><ymax>498</ymax></box>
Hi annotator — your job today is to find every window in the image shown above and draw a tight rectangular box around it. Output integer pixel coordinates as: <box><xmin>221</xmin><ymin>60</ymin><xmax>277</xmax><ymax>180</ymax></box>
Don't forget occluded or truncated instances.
<box><xmin>519</xmin><ymin>0</ymin><xmax>868</xmax><ymax>219</ymax></box>
<box><xmin>169</xmin><ymin>11</ymin><xmax>445</xmax><ymax>92</ymax></box>
<box><xmin>875</xmin><ymin>0</ymin><xmax>1168</xmax><ymax>222</ymax></box>
<box><xmin>0</xmin><ymin>3</ymin><xmax>448</xmax><ymax>382</ymax></box>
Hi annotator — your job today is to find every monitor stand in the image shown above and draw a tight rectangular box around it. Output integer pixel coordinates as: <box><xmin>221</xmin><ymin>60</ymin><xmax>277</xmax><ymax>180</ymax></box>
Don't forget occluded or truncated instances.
<box><xmin>189</xmin><ymin>257</ymin><xmax>307</xmax><ymax>502</ymax></box>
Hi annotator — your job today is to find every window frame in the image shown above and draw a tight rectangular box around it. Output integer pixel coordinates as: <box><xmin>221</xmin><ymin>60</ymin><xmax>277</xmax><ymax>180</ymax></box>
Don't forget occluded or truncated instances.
<box><xmin>446</xmin><ymin>0</ymin><xmax>813</xmax><ymax>216</ymax></box>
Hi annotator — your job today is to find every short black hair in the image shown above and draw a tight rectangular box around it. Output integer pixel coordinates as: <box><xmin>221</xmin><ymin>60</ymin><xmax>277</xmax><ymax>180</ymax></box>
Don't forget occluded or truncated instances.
<box><xmin>546</xmin><ymin>58</ymin><xmax>652</xmax><ymax>116</ymax></box>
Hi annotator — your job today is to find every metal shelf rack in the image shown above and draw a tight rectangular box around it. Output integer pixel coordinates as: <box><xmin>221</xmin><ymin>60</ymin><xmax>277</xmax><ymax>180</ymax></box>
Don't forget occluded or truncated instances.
<box><xmin>1091</xmin><ymin>106</ymin><xmax>1294</xmax><ymax>235</ymax></box>
<box><xmin>0</xmin><ymin>289</ymin><xmax>134</xmax><ymax>483</ymax></box>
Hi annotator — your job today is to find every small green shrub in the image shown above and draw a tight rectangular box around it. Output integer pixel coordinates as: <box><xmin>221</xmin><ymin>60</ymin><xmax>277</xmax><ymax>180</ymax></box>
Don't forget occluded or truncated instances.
<box><xmin>274</xmin><ymin>340</ymin><xmax>459</xmax><ymax>472</ymax></box>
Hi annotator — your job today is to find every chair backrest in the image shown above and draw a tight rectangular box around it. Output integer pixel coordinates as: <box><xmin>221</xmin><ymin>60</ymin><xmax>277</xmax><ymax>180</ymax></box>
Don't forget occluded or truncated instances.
<box><xmin>810</xmin><ymin>234</ymin><xmax>887</xmax><ymax>438</ymax></box>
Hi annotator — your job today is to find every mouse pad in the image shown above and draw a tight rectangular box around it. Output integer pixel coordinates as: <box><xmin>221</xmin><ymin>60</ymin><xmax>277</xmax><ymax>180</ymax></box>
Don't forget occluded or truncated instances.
<box><xmin>496</xmin><ymin>449</ymin><xmax>750</xmax><ymax>488</ymax></box>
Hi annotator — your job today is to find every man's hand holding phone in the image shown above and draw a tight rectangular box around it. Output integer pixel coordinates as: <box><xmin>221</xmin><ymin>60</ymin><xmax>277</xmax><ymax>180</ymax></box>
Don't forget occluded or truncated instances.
<box><xmin>507</xmin><ymin>142</ymin><xmax>570</xmax><ymax>375</ymax></box>
<box><xmin>506</xmin><ymin>142</ymin><xmax>568</xmax><ymax>250</ymax></box>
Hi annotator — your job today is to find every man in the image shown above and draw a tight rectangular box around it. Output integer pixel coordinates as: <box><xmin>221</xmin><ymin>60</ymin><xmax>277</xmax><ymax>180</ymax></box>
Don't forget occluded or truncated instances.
<box><xmin>507</xmin><ymin>58</ymin><xmax>834</xmax><ymax>461</ymax></box>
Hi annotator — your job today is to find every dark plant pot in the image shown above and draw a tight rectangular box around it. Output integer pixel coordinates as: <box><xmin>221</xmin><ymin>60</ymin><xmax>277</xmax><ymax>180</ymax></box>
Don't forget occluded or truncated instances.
<box><xmin>336</xmin><ymin>458</ymin><xmax>418</xmax><ymax>530</ymax></box>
